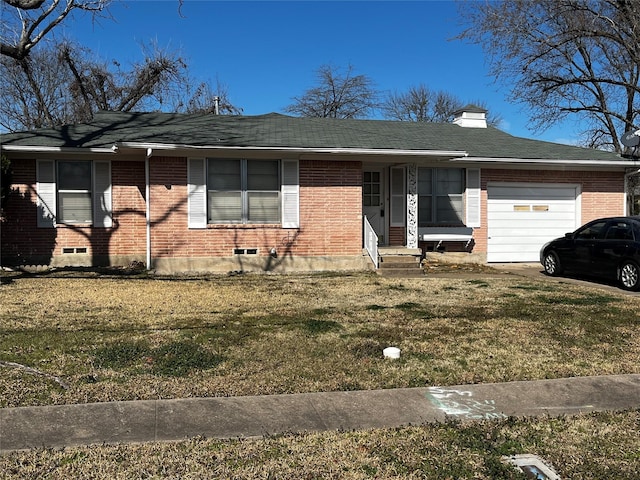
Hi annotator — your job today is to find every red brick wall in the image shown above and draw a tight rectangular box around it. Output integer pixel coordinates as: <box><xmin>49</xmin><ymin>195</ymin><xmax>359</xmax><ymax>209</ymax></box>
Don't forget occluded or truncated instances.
<box><xmin>472</xmin><ymin>169</ymin><xmax>625</xmax><ymax>254</ymax></box>
<box><xmin>110</xmin><ymin>161</ymin><xmax>147</xmax><ymax>255</ymax></box>
<box><xmin>1</xmin><ymin>159</ymin><xmax>147</xmax><ymax>264</ymax></box>
<box><xmin>3</xmin><ymin>157</ymin><xmax>625</xmax><ymax>266</ymax></box>
<box><xmin>148</xmin><ymin>157</ymin><xmax>363</xmax><ymax>259</ymax></box>
<box><xmin>1</xmin><ymin>159</ymin><xmax>54</xmax><ymax>262</ymax></box>
<box><xmin>298</xmin><ymin>160</ymin><xmax>362</xmax><ymax>256</ymax></box>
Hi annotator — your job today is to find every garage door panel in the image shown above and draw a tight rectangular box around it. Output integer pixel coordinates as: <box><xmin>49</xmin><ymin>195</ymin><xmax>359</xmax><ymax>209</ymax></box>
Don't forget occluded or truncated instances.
<box><xmin>488</xmin><ymin>234</ymin><xmax>564</xmax><ymax>245</ymax></box>
<box><xmin>489</xmin><ymin>216</ymin><xmax>574</xmax><ymax>226</ymax></box>
<box><xmin>492</xmin><ymin>199</ymin><xmax>575</xmax><ymax>208</ymax></box>
<box><xmin>489</xmin><ymin>251</ymin><xmax>541</xmax><ymax>263</ymax></box>
<box><xmin>489</xmin><ymin>186</ymin><xmax>577</xmax><ymax>200</ymax></box>
<box><xmin>490</xmin><ymin>246</ymin><xmax>542</xmax><ymax>256</ymax></box>
<box><xmin>489</xmin><ymin>221</ymin><xmax>574</xmax><ymax>233</ymax></box>
<box><xmin>488</xmin><ymin>203</ymin><xmax>575</xmax><ymax>212</ymax></box>
<box><xmin>489</xmin><ymin>217</ymin><xmax>575</xmax><ymax>227</ymax></box>
<box><xmin>487</xmin><ymin>184</ymin><xmax>578</xmax><ymax>263</ymax></box>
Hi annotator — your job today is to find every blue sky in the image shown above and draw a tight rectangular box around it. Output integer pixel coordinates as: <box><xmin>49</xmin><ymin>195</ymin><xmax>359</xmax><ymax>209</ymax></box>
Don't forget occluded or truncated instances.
<box><xmin>58</xmin><ymin>0</ymin><xmax>582</xmax><ymax>144</ymax></box>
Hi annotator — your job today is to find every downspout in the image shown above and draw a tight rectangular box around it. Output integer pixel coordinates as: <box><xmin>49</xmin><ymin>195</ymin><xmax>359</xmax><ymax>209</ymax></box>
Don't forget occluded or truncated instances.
<box><xmin>145</xmin><ymin>148</ymin><xmax>152</xmax><ymax>269</ymax></box>
<box><xmin>624</xmin><ymin>168</ymin><xmax>640</xmax><ymax>216</ymax></box>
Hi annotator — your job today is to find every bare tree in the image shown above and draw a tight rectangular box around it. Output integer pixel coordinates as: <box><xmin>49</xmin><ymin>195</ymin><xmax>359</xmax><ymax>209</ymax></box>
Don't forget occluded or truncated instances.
<box><xmin>285</xmin><ymin>64</ymin><xmax>378</xmax><ymax>119</ymax></box>
<box><xmin>181</xmin><ymin>79</ymin><xmax>243</xmax><ymax>116</ymax></box>
<box><xmin>0</xmin><ymin>41</ymin><xmax>241</xmax><ymax>131</ymax></box>
<box><xmin>1</xmin><ymin>0</ymin><xmax>111</xmax><ymax>60</ymax></box>
<box><xmin>382</xmin><ymin>85</ymin><xmax>464</xmax><ymax>122</ymax></box>
<box><xmin>382</xmin><ymin>84</ymin><xmax>503</xmax><ymax>127</ymax></box>
<box><xmin>457</xmin><ymin>0</ymin><xmax>640</xmax><ymax>152</ymax></box>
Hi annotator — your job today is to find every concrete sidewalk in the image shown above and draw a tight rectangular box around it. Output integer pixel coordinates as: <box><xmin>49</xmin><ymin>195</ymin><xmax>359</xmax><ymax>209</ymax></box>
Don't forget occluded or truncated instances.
<box><xmin>2</xmin><ymin>374</ymin><xmax>639</xmax><ymax>453</ymax></box>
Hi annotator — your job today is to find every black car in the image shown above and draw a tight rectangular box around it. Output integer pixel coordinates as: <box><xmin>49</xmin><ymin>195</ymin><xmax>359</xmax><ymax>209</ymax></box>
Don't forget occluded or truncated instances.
<box><xmin>540</xmin><ymin>216</ymin><xmax>640</xmax><ymax>291</ymax></box>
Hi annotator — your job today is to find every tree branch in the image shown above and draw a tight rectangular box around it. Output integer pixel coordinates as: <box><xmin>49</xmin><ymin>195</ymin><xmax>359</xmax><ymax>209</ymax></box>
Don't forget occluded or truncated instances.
<box><xmin>0</xmin><ymin>360</ymin><xmax>69</xmax><ymax>390</ymax></box>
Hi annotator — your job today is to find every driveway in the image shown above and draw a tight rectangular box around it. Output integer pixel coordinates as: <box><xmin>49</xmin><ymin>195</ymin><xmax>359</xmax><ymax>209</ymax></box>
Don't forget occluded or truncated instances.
<box><xmin>492</xmin><ymin>263</ymin><xmax>640</xmax><ymax>297</ymax></box>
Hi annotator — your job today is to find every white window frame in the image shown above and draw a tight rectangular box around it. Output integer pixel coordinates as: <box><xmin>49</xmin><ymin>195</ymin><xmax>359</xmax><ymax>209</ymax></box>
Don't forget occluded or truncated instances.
<box><xmin>207</xmin><ymin>158</ymin><xmax>281</xmax><ymax>225</ymax></box>
<box><xmin>188</xmin><ymin>157</ymin><xmax>299</xmax><ymax>230</ymax></box>
<box><xmin>36</xmin><ymin>159</ymin><xmax>112</xmax><ymax>228</ymax></box>
<box><xmin>57</xmin><ymin>160</ymin><xmax>93</xmax><ymax>224</ymax></box>
<box><xmin>418</xmin><ymin>167</ymin><xmax>465</xmax><ymax>226</ymax></box>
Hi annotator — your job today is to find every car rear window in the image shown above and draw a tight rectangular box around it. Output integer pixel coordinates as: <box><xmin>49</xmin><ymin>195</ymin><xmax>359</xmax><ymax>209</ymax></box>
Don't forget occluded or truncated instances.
<box><xmin>605</xmin><ymin>222</ymin><xmax>634</xmax><ymax>240</ymax></box>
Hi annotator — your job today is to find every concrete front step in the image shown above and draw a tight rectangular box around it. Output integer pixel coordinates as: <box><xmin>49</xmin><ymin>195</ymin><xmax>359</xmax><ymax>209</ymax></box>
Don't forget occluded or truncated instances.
<box><xmin>378</xmin><ymin>253</ymin><xmax>423</xmax><ymax>277</ymax></box>
<box><xmin>380</xmin><ymin>256</ymin><xmax>420</xmax><ymax>265</ymax></box>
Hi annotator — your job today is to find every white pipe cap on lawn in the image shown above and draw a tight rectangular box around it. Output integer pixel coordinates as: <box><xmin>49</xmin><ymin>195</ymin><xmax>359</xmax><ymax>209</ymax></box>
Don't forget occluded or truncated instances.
<box><xmin>383</xmin><ymin>347</ymin><xmax>401</xmax><ymax>359</ymax></box>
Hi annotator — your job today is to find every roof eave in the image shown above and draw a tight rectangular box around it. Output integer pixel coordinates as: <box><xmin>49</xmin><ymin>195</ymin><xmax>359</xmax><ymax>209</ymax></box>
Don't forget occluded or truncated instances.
<box><xmin>0</xmin><ymin>145</ymin><xmax>117</xmax><ymax>154</ymax></box>
<box><xmin>117</xmin><ymin>142</ymin><xmax>469</xmax><ymax>157</ymax></box>
<box><xmin>450</xmin><ymin>156</ymin><xmax>638</xmax><ymax>168</ymax></box>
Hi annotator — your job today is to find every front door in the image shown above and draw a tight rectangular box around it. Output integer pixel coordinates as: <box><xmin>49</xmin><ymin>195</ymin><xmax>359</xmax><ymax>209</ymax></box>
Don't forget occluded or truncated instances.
<box><xmin>363</xmin><ymin>168</ymin><xmax>385</xmax><ymax>244</ymax></box>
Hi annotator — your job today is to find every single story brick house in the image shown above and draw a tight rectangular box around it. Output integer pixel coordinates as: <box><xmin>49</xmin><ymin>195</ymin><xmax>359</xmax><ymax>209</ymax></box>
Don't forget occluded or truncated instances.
<box><xmin>1</xmin><ymin>107</ymin><xmax>639</xmax><ymax>273</ymax></box>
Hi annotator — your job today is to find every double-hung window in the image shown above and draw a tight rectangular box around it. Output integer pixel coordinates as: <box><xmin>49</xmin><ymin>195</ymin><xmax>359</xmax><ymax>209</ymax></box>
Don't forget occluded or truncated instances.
<box><xmin>57</xmin><ymin>161</ymin><xmax>93</xmax><ymax>224</ymax></box>
<box><xmin>189</xmin><ymin>157</ymin><xmax>298</xmax><ymax>229</ymax></box>
<box><xmin>36</xmin><ymin>159</ymin><xmax>112</xmax><ymax>228</ymax></box>
<box><xmin>418</xmin><ymin>168</ymin><xmax>464</xmax><ymax>225</ymax></box>
<box><xmin>207</xmin><ymin>159</ymin><xmax>281</xmax><ymax>224</ymax></box>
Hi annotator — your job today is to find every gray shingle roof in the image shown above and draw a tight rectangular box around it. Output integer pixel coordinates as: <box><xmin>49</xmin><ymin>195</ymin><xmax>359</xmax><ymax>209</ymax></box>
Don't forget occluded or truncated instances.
<box><xmin>0</xmin><ymin>110</ymin><xmax>624</xmax><ymax>161</ymax></box>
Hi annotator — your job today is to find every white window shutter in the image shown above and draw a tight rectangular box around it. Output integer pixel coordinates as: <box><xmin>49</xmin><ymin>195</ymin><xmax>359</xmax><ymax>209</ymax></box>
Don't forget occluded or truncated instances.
<box><xmin>93</xmin><ymin>161</ymin><xmax>112</xmax><ymax>227</ymax></box>
<box><xmin>281</xmin><ymin>160</ymin><xmax>299</xmax><ymax>228</ymax></box>
<box><xmin>36</xmin><ymin>160</ymin><xmax>56</xmax><ymax>228</ymax></box>
<box><xmin>188</xmin><ymin>158</ymin><xmax>207</xmax><ymax>229</ymax></box>
<box><xmin>466</xmin><ymin>168</ymin><xmax>481</xmax><ymax>228</ymax></box>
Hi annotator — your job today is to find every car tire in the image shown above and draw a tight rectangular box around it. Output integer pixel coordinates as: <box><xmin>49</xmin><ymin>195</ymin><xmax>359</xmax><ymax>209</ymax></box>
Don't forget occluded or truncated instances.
<box><xmin>543</xmin><ymin>251</ymin><xmax>563</xmax><ymax>276</ymax></box>
<box><xmin>618</xmin><ymin>260</ymin><xmax>640</xmax><ymax>291</ymax></box>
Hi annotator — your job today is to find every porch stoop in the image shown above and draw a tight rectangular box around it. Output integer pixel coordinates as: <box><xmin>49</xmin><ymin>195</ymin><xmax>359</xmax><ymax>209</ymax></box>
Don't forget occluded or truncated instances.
<box><xmin>377</xmin><ymin>248</ymin><xmax>424</xmax><ymax>278</ymax></box>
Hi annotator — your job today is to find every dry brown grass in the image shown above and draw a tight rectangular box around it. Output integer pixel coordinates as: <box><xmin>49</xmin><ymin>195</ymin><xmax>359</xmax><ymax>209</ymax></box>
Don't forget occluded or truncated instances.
<box><xmin>2</xmin><ymin>271</ymin><xmax>640</xmax><ymax>477</ymax></box>
<box><xmin>1</xmin><ymin>410</ymin><xmax>638</xmax><ymax>479</ymax></box>
<box><xmin>1</xmin><ymin>271</ymin><xmax>639</xmax><ymax>407</ymax></box>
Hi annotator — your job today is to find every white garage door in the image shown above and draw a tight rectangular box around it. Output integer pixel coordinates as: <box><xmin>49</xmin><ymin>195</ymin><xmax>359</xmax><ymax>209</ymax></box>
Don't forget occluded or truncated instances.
<box><xmin>487</xmin><ymin>184</ymin><xmax>580</xmax><ymax>263</ymax></box>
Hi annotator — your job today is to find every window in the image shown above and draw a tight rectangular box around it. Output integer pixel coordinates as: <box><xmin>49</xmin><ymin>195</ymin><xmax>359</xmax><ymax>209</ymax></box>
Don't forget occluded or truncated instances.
<box><xmin>575</xmin><ymin>221</ymin><xmax>607</xmax><ymax>240</ymax></box>
<box><xmin>207</xmin><ymin>159</ymin><xmax>281</xmax><ymax>224</ymax></box>
<box><xmin>188</xmin><ymin>158</ymin><xmax>299</xmax><ymax>229</ymax></box>
<box><xmin>363</xmin><ymin>171</ymin><xmax>381</xmax><ymax>207</ymax></box>
<box><xmin>36</xmin><ymin>160</ymin><xmax>112</xmax><ymax>228</ymax></box>
<box><xmin>57</xmin><ymin>161</ymin><xmax>93</xmax><ymax>224</ymax></box>
<box><xmin>605</xmin><ymin>222</ymin><xmax>634</xmax><ymax>241</ymax></box>
<box><xmin>418</xmin><ymin>168</ymin><xmax>464</xmax><ymax>225</ymax></box>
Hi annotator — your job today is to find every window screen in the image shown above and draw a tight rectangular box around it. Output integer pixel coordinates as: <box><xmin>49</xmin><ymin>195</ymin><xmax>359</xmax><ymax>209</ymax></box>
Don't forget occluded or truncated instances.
<box><xmin>57</xmin><ymin>161</ymin><xmax>92</xmax><ymax>224</ymax></box>
<box><xmin>207</xmin><ymin>158</ymin><xmax>280</xmax><ymax>224</ymax></box>
<box><xmin>418</xmin><ymin>168</ymin><xmax>464</xmax><ymax>225</ymax></box>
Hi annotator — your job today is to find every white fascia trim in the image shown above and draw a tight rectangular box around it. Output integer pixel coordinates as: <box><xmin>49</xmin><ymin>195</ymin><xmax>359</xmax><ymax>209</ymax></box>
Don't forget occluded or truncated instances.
<box><xmin>1</xmin><ymin>145</ymin><xmax>117</xmax><ymax>154</ymax></box>
<box><xmin>449</xmin><ymin>156</ymin><xmax>639</xmax><ymax>168</ymax></box>
<box><xmin>118</xmin><ymin>142</ymin><xmax>469</xmax><ymax>158</ymax></box>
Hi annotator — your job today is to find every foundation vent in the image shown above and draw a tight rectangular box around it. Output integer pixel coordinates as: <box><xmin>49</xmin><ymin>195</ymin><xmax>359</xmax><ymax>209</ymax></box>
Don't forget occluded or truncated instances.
<box><xmin>62</xmin><ymin>247</ymin><xmax>88</xmax><ymax>254</ymax></box>
<box><xmin>233</xmin><ymin>248</ymin><xmax>258</xmax><ymax>255</ymax></box>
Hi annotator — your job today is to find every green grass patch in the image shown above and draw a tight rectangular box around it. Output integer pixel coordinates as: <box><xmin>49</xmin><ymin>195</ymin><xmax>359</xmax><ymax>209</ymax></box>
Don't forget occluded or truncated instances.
<box><xmin>300</xmin><ymin>319</ymin><xmax>342</xmax><ymax>335</ymax></box>
<box><xmin>535</xmin><ymin>293</ymin><xmax>620</xmax><ymax>306</ymax></box>
<box><xmin>94</xmin><ymin>339</ymin><xmax>222</xmax><ymax>377</ymax></box>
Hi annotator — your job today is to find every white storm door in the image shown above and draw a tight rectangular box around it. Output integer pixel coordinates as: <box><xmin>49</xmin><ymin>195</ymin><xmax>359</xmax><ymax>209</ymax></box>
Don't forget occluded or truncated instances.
<box><xmin>363</xmin><ymin>168</ymin><xmax>385</xmax><ymax>244</ymax></box>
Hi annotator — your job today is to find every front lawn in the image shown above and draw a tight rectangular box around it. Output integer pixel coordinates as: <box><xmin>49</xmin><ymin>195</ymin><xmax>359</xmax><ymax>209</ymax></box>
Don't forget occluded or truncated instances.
<box><xmin>1</xmin><ymin>271</ymin><xmax>638</xmax><ymax>408</ymax></box>
<box><xmin>2</xmin><ymin>270</ymin><xmax>640</xmax><ymax>479</ymax></box>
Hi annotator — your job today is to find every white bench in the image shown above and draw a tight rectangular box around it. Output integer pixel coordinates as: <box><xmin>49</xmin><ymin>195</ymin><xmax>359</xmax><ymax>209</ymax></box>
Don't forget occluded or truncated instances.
<box><xmin>419</xmin><ymin>227</ymin><xmax>474</xmax><ymax>250</ymax></box>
